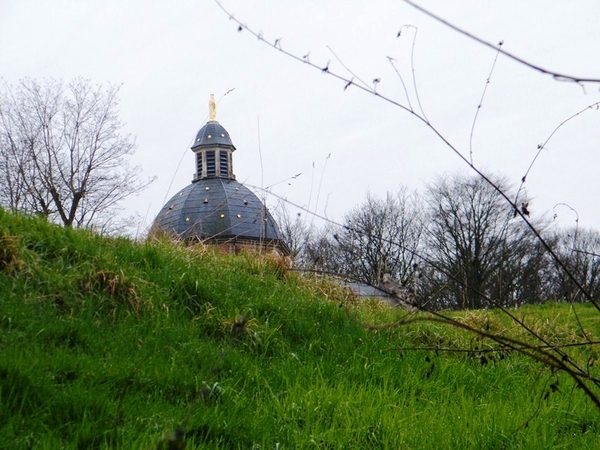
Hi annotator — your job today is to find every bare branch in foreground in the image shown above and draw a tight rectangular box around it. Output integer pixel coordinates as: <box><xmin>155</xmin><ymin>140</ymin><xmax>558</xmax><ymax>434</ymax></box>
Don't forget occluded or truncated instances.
<box><xmin>403</xmin><ymin>0</ymin><xmax>600</xmax><ymax>84</ymax></box>
<box><xmin>215</xmin><ymin>0</ymin><xmax>600</xmax><ymax>407</ymax></box>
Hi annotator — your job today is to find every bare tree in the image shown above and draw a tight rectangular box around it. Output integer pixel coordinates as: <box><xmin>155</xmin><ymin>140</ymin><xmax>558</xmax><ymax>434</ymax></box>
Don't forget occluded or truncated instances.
<box><xmin>424</xmin><ymin>173</ymin><xmax>538</xmax><ymax>309</ymax></box>
<box><xmin>302</xmin><ymin>226</ymin><xmax>341</xmax><ymax>274</ymax></box>
<box><xmin>271</xmin><ymin>199</ymin><xmax>312</xmax><ymax>261</ymax></box>
<box><xmin>0</xmin><ymin>78</ymin><xmax>153</xmax><ymax>228</ymax></box>
<box><xmin>498</xmin><ymin>232</ymin><xmax>557</xmax><ymax>308</ymax></box>
<box><xmin>328</xmin><ymin>189</ymin><xmax>424</xmax><ymax>286</ymax></box>
<box><xmin>551</xmin><ymin>227</ymin><xmax>600</xmax><ymax>302</ymax></box>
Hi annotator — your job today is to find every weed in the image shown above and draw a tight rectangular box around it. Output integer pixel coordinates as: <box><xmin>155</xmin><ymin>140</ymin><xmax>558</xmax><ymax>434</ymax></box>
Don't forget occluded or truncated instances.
<box><xmin>0</xmin><ymin>225</ymin><xmax>23</xmax><ymax>274</ymax></box>
<box><xmin>80</xmin><ymin>269</ymin><xmax>143</xmax><ymax>313</ymax></box>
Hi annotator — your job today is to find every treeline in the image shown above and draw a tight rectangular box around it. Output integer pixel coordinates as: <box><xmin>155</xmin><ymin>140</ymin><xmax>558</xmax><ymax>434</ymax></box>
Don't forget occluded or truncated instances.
<box><xmin>276</xmin><ymin>173</ymin><xmax>600</xmax><ymax>310</ymax></box>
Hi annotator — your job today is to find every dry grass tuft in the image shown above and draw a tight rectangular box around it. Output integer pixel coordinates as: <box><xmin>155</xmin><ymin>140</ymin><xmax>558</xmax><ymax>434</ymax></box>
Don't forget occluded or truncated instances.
<box><xmin>146</xmin><ymin>225</ymin><xmax>177</xmax><ymax>244</ymax></box>
<box><xmin>459</xmin><ymin>310</ymin><xmax>505</xmax><ymax>334</ymax></box>
<box><xmin>296</xmin><ymin>274</ymin><xmax>360</xmax><ymax>307</ymax></box>
<box><xmin>81</xmin><ymin>269</ymin><xmax>144</xmax><ymax>312</ymax></box>
<box><xmin>516</xmin><ymin>313</ymin><xmax>596</xmax><ymax>346</ymax></box>
<box><xmin>238</xmin><ymin>250</ymin><xmax>291</xmax><ymax>280</ymax></box>
<box><xmin>263</xmin><ymin>251</ymin><xmax>293</xmax><ymax>279</ymax></box>
<box><xmin>0</xmin><ymin>227</ymin><xmax>24</xmax><ymax>274</ymax></box>
<box><xmin>456</xmin><ymin>308</ymin><xmax>596</xmax><ymax>349</ymax></box>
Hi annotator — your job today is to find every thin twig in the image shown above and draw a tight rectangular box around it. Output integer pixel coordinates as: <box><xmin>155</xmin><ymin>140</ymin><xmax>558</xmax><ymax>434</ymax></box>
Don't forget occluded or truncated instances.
<box><xmin>515</xmin><ymin>103</ymin><xmax>600</xmax><ymax>206</ymax></box>
<box><xmin>326</xmin><ymin>46</ymin><xmax>370</xmax><ymax>90</ymax></box>
<box><xmin>404</xmin><ymin>26</ymin><xmax>429</xmax><ymax>123</ymax></box>
<box><xmin>403</xmin><ymin>0</ymin><xmax>600</xmax><ymax>84</ymax></box>
<box><xmin>469</xmin><ymin>41</ymin><xmax>503</xmax><ymax>165</ymax></box>
<box><xmin>387</xmin><ymin>56</ymin><xmax>413</xmax><ymax>111</ymax></box>
<box><xmin>392</xmin><ymin>340</ymin><xmax>600</xmax><ymax>354</ymax></box>
<box><xmin>572</xmin><ymin>249</ymin><xmax>600</xmax><ymax>258</ymax></box>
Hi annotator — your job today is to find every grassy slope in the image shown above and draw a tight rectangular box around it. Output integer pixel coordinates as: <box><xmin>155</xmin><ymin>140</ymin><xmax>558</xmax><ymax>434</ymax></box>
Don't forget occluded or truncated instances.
<box><xmin>0</xmin><ymin>209</ymin><xmax>599</xmax><ymax>449</ymax></box>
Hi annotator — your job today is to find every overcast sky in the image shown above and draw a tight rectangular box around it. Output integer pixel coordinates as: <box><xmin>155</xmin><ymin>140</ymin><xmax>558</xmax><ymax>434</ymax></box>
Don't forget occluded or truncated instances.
<box><xmin>2</xmin><ymin>1</ymin><xmax>599</xmax><ymax>235</ymax></box>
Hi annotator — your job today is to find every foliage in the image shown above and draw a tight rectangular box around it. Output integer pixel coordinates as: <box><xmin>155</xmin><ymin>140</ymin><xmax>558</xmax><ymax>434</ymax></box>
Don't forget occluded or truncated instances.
<box><xmin>1</xmin><ymin>208</ymin><xmax>599</xmax><ymax>448</ymax></box>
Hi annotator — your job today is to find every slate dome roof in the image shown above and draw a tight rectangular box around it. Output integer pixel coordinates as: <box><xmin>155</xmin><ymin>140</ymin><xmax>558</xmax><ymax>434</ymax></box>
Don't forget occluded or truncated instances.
<box><xmin>192</xmin><ymin>121</ymin><xmax>235</xmax><ymax>150</ymax></box>
<box><xmin>153</xmin><ymin>178</ymin><xmax>283</xmax><ymax>243</ymax></box>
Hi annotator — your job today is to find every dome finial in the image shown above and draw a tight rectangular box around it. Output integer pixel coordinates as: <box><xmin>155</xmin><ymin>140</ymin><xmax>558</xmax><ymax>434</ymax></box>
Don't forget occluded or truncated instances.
<box><xmin>209</xmin><ymin>94</ymin><xmax>217</xmax><ymax>121</ymax></box>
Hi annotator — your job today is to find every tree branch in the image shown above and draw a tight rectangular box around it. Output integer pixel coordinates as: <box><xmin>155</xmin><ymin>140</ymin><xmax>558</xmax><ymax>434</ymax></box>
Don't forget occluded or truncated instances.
<box><xmin>403</xmin><ymin>0</ymin><xmax>600</xmax><ymax>84</ymax></box>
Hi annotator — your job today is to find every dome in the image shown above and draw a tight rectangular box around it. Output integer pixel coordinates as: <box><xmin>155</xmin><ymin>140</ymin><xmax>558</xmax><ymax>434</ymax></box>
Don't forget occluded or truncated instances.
<box><xmin>191</xmin><ymin>121</ymin><xmax>235</xmax><ymax>150</ymax></box>
<box><xmin>152</xmin><ymin>95</ymin><xmax>289</xmax><ymax>254</ymax></box>
<box><xmin>153</xmin><ymin>178</ymin><xmax>284</xmax><ymax>244</ymax></box>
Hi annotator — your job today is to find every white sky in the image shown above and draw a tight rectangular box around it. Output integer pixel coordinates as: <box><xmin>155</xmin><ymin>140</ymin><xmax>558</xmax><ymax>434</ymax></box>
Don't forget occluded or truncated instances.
<box><xmin>1</xmin><ymin>1</ymin><xmax>599</xmax><ymax>235</ymax></box>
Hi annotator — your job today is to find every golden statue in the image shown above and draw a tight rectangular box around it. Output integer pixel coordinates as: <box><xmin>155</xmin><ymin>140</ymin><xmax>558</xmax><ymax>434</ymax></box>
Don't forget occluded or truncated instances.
<box><xmin>209</xmin><ymin>94</ymin><xmax>217</xmax><ymax>121</ymax></box>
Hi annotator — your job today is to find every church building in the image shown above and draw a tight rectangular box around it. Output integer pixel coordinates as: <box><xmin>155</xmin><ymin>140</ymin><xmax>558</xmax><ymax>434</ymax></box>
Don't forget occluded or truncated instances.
<box><xmin>152</xmin><ymin>96</ymin><xmax>289</xmax><ymax>255</ymax></box>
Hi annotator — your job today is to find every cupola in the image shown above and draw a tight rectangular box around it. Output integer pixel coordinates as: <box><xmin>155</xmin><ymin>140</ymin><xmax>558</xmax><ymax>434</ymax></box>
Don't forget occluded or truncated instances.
<box><xmin>191</xmin><ymin>94</ymin><xmax>236</xmax><ymax>181</ymax></box>
<box><xmin>151</xmin><ymin>96</ymin><xmax>290</xmax><ymax>256</ymax></box>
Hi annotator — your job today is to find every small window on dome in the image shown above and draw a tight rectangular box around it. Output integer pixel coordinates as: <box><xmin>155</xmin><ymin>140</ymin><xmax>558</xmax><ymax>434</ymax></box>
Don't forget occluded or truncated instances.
<box><xmin>206</xmin><ymin>151</ymin><xmax>216</xmax><ymax>177</ymax></box>
<box><xmin>196</xmin><ymin>152</ymin><xmax>202</xmax><ymax>176</ymax></box>
<box><xmin>219</xmin><ymin>151</ymin><xmax>229</xmax><ymax>177</ymax></box>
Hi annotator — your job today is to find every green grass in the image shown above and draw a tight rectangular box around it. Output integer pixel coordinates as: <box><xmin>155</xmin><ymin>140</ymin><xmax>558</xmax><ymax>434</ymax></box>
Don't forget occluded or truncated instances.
<box><xmin>0</xmin><ymin>208</ymin><xmax>599</xmax><ymax>448</ymax></box>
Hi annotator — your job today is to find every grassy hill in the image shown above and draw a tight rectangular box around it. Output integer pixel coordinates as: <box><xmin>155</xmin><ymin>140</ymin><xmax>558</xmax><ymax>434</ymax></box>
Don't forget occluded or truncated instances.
<box><xmin>1</xmin><ymin>209</ymin><xmax>599</xmax><ymax>449</ymax></box>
